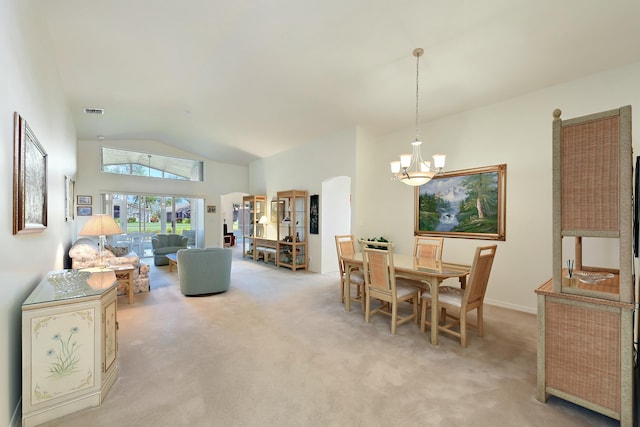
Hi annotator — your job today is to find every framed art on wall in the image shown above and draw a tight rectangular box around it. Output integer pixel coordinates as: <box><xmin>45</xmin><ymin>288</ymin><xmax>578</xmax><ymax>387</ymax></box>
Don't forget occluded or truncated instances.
<box><xmin>77</xmin><ymin>195</ymin><xmax>92</xmax><ymax>205</ymax></box>
<box><xmin>415</xmin><ymin>164</ymin><xmax>506</xmax><ymax>240</ymax></box>
<box><xmin>77</xmin><ymin>206</ymin><xmax>92</xmax><ymax>216</ymax></box>
<box><xmin>13</xmin><ymin>112</ymin><xmax>48</xmax><ymax>234</ymax></box>
<box><xmin>310</xmin><ymin>194</ymin><xmax>319</xmax><ymax>234</ymax></box>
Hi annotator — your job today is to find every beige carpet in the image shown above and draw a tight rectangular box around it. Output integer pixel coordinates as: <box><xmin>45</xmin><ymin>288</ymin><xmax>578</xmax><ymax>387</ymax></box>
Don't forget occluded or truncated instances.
<box><xmin>43</xmin><ymin>247</ymin><xmax>617</xmax><ymax>427</ymax></box>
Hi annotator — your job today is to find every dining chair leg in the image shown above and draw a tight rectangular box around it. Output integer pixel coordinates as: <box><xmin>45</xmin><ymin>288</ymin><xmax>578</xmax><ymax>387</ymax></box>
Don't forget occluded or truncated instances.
<box><xmin>460</xmin><ymin>311</ymin><xmax>467</xmax><ymax>348</ymax></box>
<box><xmin>413</xmin><ymin>295</ymin><xmax>419</xmax><ymax>324</ymax></box>
<box><xmin>365</xmin><ymin>295</ymin><xmax>371</xmax><ymax>323</ymax></box>
<box><xmin>340</xmin><ymin>280</ymin><xmax>345</xmax><ymax>304</ymax></box>
<box><xmin>477</xmin><ymin>306</ymin><xmax>484</xmax><ymax>337</ymax></box>
<box><xmin>391</xmin><ymin>301</ymin><xmax>398</xmax><ymax>334</ymax></box>
<box><xmin>420</xmin><ymin>300</ymin><xmax>428</xmax><ymax>333</ymax></box>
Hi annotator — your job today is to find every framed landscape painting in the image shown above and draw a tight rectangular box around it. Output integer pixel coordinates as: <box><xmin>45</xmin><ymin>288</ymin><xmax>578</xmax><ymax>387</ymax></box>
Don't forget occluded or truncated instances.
<box><xmin>415</xmin><ymin>164</ymin><xmax>506</xmax><ymax>240</ymax></box>
<box><xmin>13</xmin><ymin>112</ymin><xmax>48</xmax><ymax>234</ymax></box>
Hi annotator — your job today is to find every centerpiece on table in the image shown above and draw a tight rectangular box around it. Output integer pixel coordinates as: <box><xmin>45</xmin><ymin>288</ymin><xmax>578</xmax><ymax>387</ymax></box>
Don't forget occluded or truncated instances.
<box><xmin>363</xmin><ymin>236</ymin><xmax>392</xmax><ymax>250</ymax></box>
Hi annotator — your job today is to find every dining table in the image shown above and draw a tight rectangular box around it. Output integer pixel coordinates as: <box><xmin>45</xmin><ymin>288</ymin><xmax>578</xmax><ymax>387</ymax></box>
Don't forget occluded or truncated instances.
<box><xmin>341</xmin><ymin>252</ymin><xmax>471</xmax><ymax>346</ymax></box>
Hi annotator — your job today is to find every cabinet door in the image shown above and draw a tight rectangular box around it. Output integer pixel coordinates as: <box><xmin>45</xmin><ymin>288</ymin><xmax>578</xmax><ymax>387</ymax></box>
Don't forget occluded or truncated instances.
<box><xmin>103</xmin><ymin>299</ymin><xmax>117</xmax><ymax>372</ymax></box>
<box><xmin>23</xmin><ymin>301</ymin><xmax>100</xmax><ymax>411</ymax></box>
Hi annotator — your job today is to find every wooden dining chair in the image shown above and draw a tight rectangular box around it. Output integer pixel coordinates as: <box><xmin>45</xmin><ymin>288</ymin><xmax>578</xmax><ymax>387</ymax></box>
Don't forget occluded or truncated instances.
<box><xmin>335</xmin><ymin>235</ymin><xmax>365</xmax><ymax>309</ymax></box>
<box><xmin>359</xmin><ymin>240</ymin><xmax>420</xmax><ymax>334</ymax></box>
<box><xmin>399</xmin><ymin>235</ymin><xmax>446</xmax><ymax>294</ymax></box>
<box><xmin>420</xmin><ymin>244</ymin><xmax>497</xmax><ymax>347</ymax></box>
<box><xmin>414</xmin><ymin>235</ymin><xmax>444</xmax><ymax>265</ymax></box>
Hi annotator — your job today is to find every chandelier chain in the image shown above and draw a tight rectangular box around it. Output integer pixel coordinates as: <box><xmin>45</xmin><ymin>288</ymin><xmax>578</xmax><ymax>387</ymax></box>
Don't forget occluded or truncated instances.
<box><xmin>415</xmin><ymin>51</ymin><xmax>420</xmax><ymax>142</ymax></box>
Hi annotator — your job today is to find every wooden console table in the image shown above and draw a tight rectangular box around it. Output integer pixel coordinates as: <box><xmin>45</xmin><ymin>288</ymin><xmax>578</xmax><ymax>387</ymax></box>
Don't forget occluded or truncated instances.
<box><xmin>254</xmin><ymin>238</ymin><xmax>278</xmax><ymax>265</ymax></box>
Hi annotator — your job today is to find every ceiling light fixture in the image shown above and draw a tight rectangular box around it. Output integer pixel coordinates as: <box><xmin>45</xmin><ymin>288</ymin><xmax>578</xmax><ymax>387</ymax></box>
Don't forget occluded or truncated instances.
<box><xmin>390</xmin><ymin>48</ymin><xmax>446</xmax><ymax>187</ymax></box>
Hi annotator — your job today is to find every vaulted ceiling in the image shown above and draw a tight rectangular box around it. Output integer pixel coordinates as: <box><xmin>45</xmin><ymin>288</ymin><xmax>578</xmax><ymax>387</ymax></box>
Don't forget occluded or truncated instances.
<box><xmin>34</xmin><ymin>0</ymin><xmax>640</xmax><ymax>165</ymax></box>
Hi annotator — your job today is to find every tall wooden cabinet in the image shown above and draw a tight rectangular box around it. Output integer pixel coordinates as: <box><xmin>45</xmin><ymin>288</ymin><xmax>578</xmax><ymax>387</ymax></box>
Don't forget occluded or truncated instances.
<box><xmin>276</xmin><ymin>190</ymin><xmax>308</xmax><ymax>271</ymax></box>
<box><xmin>241</xmin><ymin>195</ymin><xmax>266</xmax><ymax>260</ymax></box>
<box><xmin>22</xmin><ymin>270</ymin><xmax>119</xmax><ymax>427</ymax></box>
<box><xmin>536</xmin><ymin>107</ymin><xmax>634</xmax><ymax>425</ymax></box>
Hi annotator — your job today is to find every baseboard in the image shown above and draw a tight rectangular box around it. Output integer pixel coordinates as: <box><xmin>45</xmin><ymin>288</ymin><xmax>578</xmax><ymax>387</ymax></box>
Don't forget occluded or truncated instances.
<box><xmin>484</xmin><ymin>298</ymin><xmax>536</xmax><ymax>315</ymax></box>
<box><xmin>10</xmin><ymin>396</ymin><xmax>22</xmax><ymax>427</ymax></box>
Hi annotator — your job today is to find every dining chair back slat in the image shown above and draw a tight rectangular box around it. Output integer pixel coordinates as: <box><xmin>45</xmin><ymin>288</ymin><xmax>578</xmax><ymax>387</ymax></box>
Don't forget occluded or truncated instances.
<box><xmin>414</xmin><ymin>236</ymin><xmax>444</xmax><ymax>268</ymax></box>
<box><xmin>464</xmin><ymin>247</ymin><xmax>496</xmax><ymax>308</ymax></box>
<box><xmin>368</xmin><ymin>251</ymin><xmax>393</xmax><ymax>293</ymax></box>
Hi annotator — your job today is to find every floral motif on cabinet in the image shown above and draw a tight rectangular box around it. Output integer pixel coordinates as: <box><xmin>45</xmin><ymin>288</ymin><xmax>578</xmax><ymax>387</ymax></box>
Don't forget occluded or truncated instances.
<box><xmin>30</xmin><ymin>309</ymin><xmax>96</xmax><ymax>404</ymax></box>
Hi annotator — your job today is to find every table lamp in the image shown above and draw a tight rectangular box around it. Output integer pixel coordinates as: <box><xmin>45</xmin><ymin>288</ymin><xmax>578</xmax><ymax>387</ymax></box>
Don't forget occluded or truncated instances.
<box><xmin>79</xmin><ymin>214</ymin><xmax>123</xmax><ymax>267</ymax></box>
<box><xmin>259</xmin><ymin>215</ymin><xmax>269</xmax><ymax>238</ymax></box>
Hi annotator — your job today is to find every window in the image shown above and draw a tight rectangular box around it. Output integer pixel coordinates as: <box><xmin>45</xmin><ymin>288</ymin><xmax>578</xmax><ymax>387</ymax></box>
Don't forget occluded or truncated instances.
<box><xmin>101</xmin><ymin>147</ymin><xmax>204</xmax><ymax>182</ymax></box>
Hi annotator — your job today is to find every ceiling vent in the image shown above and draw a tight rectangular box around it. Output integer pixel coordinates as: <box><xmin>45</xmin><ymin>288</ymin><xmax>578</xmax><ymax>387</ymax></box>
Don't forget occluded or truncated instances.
<box><xmin>83</xmin><ymin>107</ymin><xmax>104</xmax><ymax>114</ymax></box>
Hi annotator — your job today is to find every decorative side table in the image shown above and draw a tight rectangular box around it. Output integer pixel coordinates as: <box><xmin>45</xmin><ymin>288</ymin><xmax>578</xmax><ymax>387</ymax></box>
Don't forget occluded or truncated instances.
<box><xmin>21</xmin><ymin>270</ymin><xmax>118</xmax><ymax>426</ymax></box>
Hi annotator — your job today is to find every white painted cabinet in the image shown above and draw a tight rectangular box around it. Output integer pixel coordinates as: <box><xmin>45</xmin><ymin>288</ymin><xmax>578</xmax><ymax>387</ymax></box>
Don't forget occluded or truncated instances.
<box><xmin>22</xmin><ymin>270</ymin><xmax>119</xmax><ymax>427</ymax></box>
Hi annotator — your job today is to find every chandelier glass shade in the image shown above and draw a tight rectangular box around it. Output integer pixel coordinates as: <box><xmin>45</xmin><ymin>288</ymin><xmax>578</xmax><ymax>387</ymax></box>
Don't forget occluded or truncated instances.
<box><xmin>390</xmin><ymin>48</ymin><xmax>446</xmax><ymax>187</ymax></box>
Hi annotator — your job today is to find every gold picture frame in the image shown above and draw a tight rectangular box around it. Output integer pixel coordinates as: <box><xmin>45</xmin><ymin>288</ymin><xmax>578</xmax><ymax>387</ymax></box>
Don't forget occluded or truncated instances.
<box><xmin>415</xmin><ymin>164</ymin><xmax>506</xmax><ymax>241</ymax></box>
<box><xmin>13</xmin><ymin>112</ymin><xmax>47</xmax><ymax>234</ymax></box>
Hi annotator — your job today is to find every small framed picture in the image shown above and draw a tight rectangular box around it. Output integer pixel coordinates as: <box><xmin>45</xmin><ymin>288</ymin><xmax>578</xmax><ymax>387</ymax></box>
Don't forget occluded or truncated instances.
<box><xmin>207</xmin><ymin>205</ymin><xmax>217</xmax><ymax>213</ymax></box>
<box><xmin>77</xmin><ymin>206</ymin><xmax>92</xmax><ymax>216</ymax></box>
<box><xmin>77</xmin><ymin>195</ymin><xmax>92</xmax><ymax>205</ymax></box>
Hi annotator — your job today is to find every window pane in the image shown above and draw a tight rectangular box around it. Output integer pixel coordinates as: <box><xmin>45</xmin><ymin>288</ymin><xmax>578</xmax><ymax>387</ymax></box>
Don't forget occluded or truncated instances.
<box><xmin>101</xmin><ymin>147</ymin><xmax>204</xmax><ymax>182</ymax></box>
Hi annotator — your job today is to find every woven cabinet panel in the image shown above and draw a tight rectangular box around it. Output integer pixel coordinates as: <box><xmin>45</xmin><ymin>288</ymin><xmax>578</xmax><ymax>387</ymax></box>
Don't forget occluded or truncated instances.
<box><xmin>561</xmin><ymin>116</ymin><xmax>619</xmax><ymax>231</ymax></box>
<box><xmin>545</xmin><ymin>300</ymin><xmax>621</xmax><ymax>413</ymax></box>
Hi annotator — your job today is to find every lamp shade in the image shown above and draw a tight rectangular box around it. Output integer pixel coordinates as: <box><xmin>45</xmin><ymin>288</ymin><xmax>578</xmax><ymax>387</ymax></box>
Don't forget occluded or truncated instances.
<box><xmin>79</xmin><ymin>214</ymin><xmax>122</xmax><ymax>236</ymax></box>
<box><xmin>86</xmin><ymin>269</ymin><xmax>117</xmax><ymax>289</ymax></box>
<box><xmin>258</xmin><ymin>215</ymin><xmax>269</xmax><ymax>225</ymax></box>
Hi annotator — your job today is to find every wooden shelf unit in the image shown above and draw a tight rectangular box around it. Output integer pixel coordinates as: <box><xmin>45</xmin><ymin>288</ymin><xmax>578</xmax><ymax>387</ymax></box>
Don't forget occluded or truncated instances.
<box><xmin>536</xmin><ymin>106</ymin><xmax>634</xmax><ymax>426</ymax></box>
<box><xmin>241</xmin><ymin>195</ymin><xmax>266</xmax><ymax>261</ymax></box>
<box><xmin>276</xmin><ymin>190</ymin><xmax>308</xmax><ymax>271</ymax></box>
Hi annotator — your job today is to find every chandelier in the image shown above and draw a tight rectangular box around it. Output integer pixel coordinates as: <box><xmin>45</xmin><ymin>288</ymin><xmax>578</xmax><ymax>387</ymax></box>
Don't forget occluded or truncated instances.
<box><xmin>390</xmin><ymin>48</ymin><xmax>446</xmax><ymax>187</ymax></box>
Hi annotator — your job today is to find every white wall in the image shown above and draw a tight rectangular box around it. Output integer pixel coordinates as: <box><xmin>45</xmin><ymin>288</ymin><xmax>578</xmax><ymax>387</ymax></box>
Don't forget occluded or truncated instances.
<box><xmin>76</xmin><ymin>139</ymin><xmax>249</xmax><ymax>248</ymax></box>
<box><xmin>1</xmin><ymin>1</ymin><xmax>78</xmax><ymax>425</ymax></box>
<box><xmin>250</xmin><ymin>127</ymin><xmax>359</xmax><ymax>272</ymax></box>
<box><xmin>364</xmin><ymin>60</ymin><xmax>640</xmax><ymax>313</ymax></box>
<box><xmin>320</xmin><ymin>176</ymin><xmax>351</xmax><ymax>274</ymax></box>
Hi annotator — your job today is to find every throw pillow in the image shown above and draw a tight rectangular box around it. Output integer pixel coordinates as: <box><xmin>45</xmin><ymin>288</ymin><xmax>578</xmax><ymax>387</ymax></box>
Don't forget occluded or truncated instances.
<box><xmin>105</xmin><ymin>244</ymin><xmax>129</xmax><ymax>257</ymax></box>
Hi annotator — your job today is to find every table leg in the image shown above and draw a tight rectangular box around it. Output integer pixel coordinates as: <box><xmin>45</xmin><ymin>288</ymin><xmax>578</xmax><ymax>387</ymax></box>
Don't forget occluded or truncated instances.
<box><xmin>127</xmin><ymin>271</ymin><xmax>133</xmax><ymax>304</ymax></box>
<box><xmin>430</xmin><ymin>279</ymin><xmax>441</xmax><ymax>346</ymax></box>
<box><xmin>345</xmin><ymin>268</ymin><xmax>352</xmax><ymax>312</ymax></box>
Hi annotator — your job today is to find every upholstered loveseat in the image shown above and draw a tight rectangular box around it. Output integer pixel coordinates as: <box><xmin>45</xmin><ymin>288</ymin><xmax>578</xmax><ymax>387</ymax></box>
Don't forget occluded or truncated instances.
<box><xmin>69</xmin><ymin>238</ymin><xmax>150</xmax><ymax>295</ymax></box>
<box><xmin>152</xmin><ymin>234</ymin><xmax>189</xmax><ymax>266</ymax></box>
